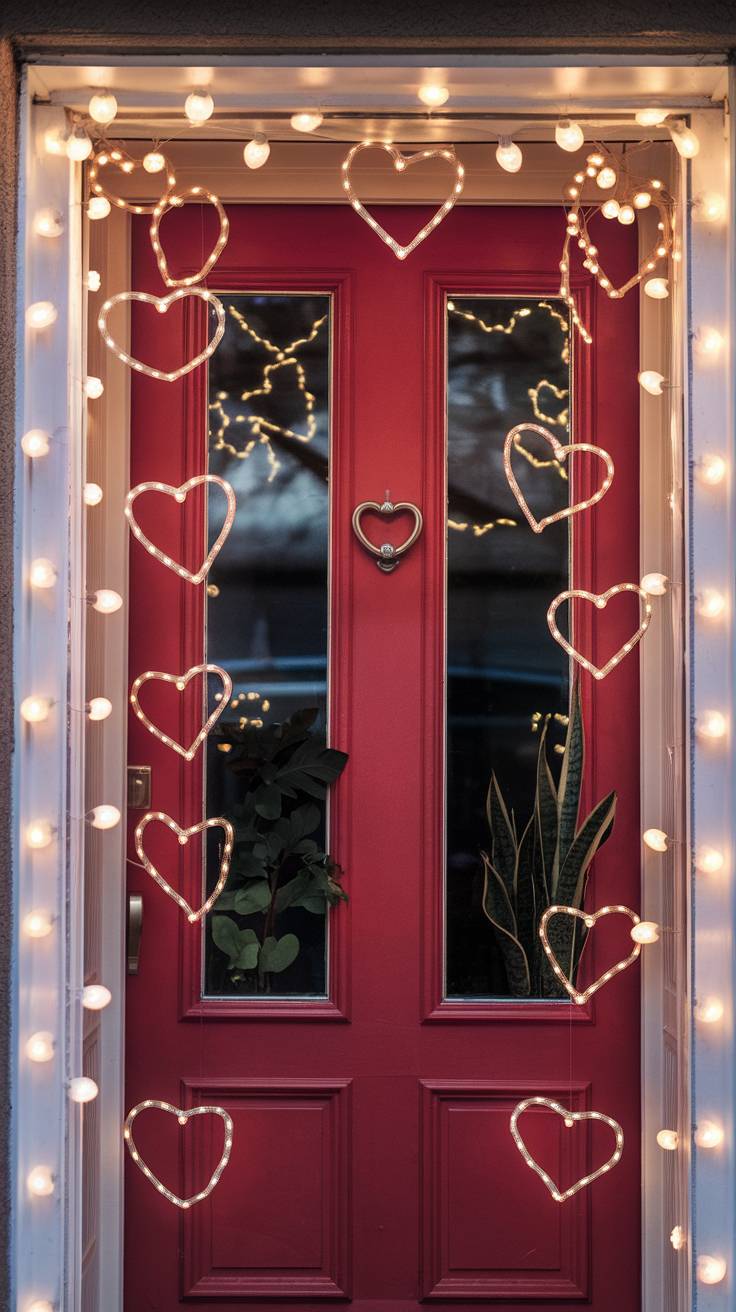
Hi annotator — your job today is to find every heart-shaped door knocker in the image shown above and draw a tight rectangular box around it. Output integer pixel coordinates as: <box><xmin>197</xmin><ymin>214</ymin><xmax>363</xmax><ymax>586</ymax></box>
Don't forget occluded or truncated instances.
<box><xmin>134</xmin><ymin>811</ymin><xmax>234</xmax><ymax>922</ymax></box>
<box><xmin>352</xmin><ymin>496</ymin><xmax>423</xmax><ymax>573</ymax></box>
<box><xmin>341</xmin><ymin>141</ymin><xmax>465</xmax><ymax>260</ymax></box>
<box><xmin>539</xmin><ymin>903</ymin><xmax>643</xmax><ymax>1006</ymax></box>
<box><xmin>510</xmin><ymin>1096</ymin><xmax>624</xmax><ymax>1202</ymax></box>
<box><xmin>124</xmin><ymin>1099</ymin><xmax>234</xmax><ymax>1208</ymax></box>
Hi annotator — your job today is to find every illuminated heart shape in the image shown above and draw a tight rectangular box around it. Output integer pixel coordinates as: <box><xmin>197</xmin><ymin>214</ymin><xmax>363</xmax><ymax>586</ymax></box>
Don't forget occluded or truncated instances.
<box><xmin>539</xmin><ymin>903</ymin><xmax>642</xmax><ymax>1005</ymax></box>
<box><xmin>125</xmin><ymin>475</ymin><xmax>236</xmax><ymax>584</ymax></box>
<box><xmin>341</xmin><ymin>141</ymin><xmax>465</xmax><ymax>260</ymax></box>
<box><xmin>134</xmin><ymin>811</ymin><xmax>234</xmax><ymax>922</ymax></box>
<box><xmin>504</xmin><ymin>422</ymin><xmax>614</xmax><ymax>533</ymax></box>
<box><xmin>97</xmin><ymin>287</ymin><xmax>225</xmax><ymax>382</ymax></box>
<box><xmin>89</xmin><ymin>146</ymin><xmax>176</xmax><ymax>216</ymax></box>
<box><xmin>150</xmin><ymin>186</ymin><xmax>230</xmax><ymax>288</ymax></box>
<box><xmin>547</xmin><ymin>583</ymin><xmax>652</xmax><ymax>680</ymax></box>
<box><xmin>124</xmin><ymin>1099</ymin><xmax>233</xmax><ymax>1207</ymax></box>
<box><xmin>130</xmin><ymin>663</ymin><xmax>233</xmax><ymax>760</ymax></box>
<box><xmin>510</xmin><ymin>1096</ymin><xmax>624</xmax><ymax>1202</ymax></box>
<box><xmin>351</xmin><ymin>496</ymin><xmax>423</xmax><ymax>572</ymax></box>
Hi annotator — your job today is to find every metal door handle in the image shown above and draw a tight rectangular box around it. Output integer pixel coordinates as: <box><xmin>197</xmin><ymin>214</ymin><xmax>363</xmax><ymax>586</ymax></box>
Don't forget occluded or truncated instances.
<box><xmin>352</xmin><ymin>493</ymin><xmax>423</xmax><ymax>573</ymax></box>
<box><xmin>127</xmin><ymin>894</ymin><xmax>143</xmax><ymax>975</ymax></box>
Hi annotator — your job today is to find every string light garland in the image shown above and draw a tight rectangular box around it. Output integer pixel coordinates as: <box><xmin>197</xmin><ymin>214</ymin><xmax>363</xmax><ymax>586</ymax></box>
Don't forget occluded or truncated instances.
<box><xmin>503</xmin><ymin>422</ymin><xmax>614</xmax><ymax>534</ymax></box>
<box><xmin>89</xmin><ymin>147</ymin><xmax>176</xmax><ymax>216</ymax></box>
<box><xmin>124</xmin><ymin>1100</ymin><xmax>233</xmax><ymax>1207</ymax></box>
<box><xmin>528</xmin><ymin>378</ymin><xmax>569</xmax><ymax>428</ymax></box>
<box><xmin>129</xmin><ymin>662</ymin><xmax>232</xmax><ymax>761</ymax></box>
<box><xmin>547</xmin><ymin>583</ymin><xmax>653</xmax><ymax>680</ymax></box>
<box><xmin>341</xmin><ymin>141</ymin><xmax>464</xmax><ymax>260</ymax></box>
<box><xmin>125</xmin><ymin>475</ymin><xmax>236</xmax><ymax>585</ymax></box>
<box><xmin>510</xmin><ymin>1097</ymin><xmax>624</xmax><ymax>1202</ymax></box>
<box><xmin>184</xmin><ymin>89</ymin><xmax>215</xmax><ymax>125</ymax></box>
<box><xmin>133</xmin><ymin>813</ymin><xmax>234</xmax><ymax>922</ymax></box>
<box><xmin>88</xmin><ymin>89</ymin><xmax>118</xmax><ymax>125</ymax></box>
<box><xmin>149</xmin><ymin>186</ymin><xmax>229</xmax><ymax>288</ymax></box>
<box><xmin>98</xmin><ymin>288</ymin><xmax>225</xmax><ymax>383</ymax></box>
<box><xmin>539</xmin><ymin>904</ymin><xmax>645</xmax><ymax>1005</ymax></box>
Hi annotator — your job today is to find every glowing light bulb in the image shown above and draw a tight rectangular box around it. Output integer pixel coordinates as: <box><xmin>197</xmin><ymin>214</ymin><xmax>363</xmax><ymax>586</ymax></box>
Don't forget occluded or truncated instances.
<box><xmin>596</xmin><ymin>166</ymin><xmax>617</xmax><ymax>190</ymax></box>
<box><xmin>643</xmin><ymin>828</ymin><xmax>669</xmax><ymax>852</ymax></box>
<box><xmin>696</xmin><ymin>327</ymin><xmax>723</xmax><ymax>357</ymax></box>
<box><xmin>243</xmin><ymin>134</ymin><xmax>270</xmax><ymax>169</ymax></box>
<box><xmin>698</xmin><ymin>1256</ymin><xmax>726</xmax><ymax>1285</ymax></box>
<box><xmin>695</xmin><ymin>1120</ymin><xmax>724</xmax><ymax>1149</ymax></box>
<box><xmin>696</xmin><ymin>845</ymin><xmax>726</xmax><ymax>875</ymax></box>
<box><xmin>91</xmin><ymin>589</ymin><xmax>122</xmax><ymax>614</ymax></box>
<box><xmin>69</xmin><ymin>1076</ymin><xmax>99</xmax><ymax>1103</ymax></box>
<box><xmin>21</xmin><ymin>429</ymin><xmax>51</xmax><ymax>459</ymax></box>
<box><xmin>644</xmin><ymin>277</ymin><xmax>669</xmax><ymax>299</ymax></box>
<box><xmin>290</xmin><ymin>111</ymin><xmax>323</xmax><ymax>133</ymax></box>
<box><xmin>43</xmin><ymin>126</ymin><xmax>68</xmax><ymax>156</ymax></box>
<box><xmin>697</xmin><ymin>710</ymin><xmax>728</xmax><ymax>741</ymax></box>
<box><xmin>641</xmin><ymin>572</ymin><xmax>668</xmax><ymax>596</ymax></box>
<box><xmin>21</xmin><ymin>696</ymin><xmax>52</xmax><ymax>725</ymax></box>
<box><xmin>28</xmin><ymin>1300</ymin><xmax>54</xmax><ymax>1312</ymax></box>
<box><xmin>555</xmin><ymin>119</ymin><xmax>584</xmax><ymax>152</ymax></box>
<box><xmin>34</xmin><ymin>208</ymin><xmax>64</xmax><ymax>238</ymax></box>
<box><xmin>656</xmin><ymin>1128</ymin><xmax>678</xmax><ymax>1150</ymax></box>
<box><xmin>636</xmin><ymin>107</ymin><xmax>668</xmax><ymax>127</ymax></box>
<box><xmin>142</xmin><ymin>150</ymin><xmax>166</xmax><ymax>174</ymax></box>
<box><xmin>26</xmin><ymin>301</ymin><xmax>58</xmax><ymax>329</ymax></box>
<box><xmin>23</xmin><ymin>909</ymin><xmax>53</xmax><ymax>938</ymax></box>
<box><xmin>90</xmin><ymin>804</ymin><xmax>121</xmax><ymax>830</ymax></box>
<box><xmin>631</xmin><ymin>921</ymin><xmax>660</xmax><ymax>944</ymax></box>
<box><xmin>185</xmin><ymin>89</ymin><xmax>214</xmax><ymax>124</ymax></box>
<box><xmin>83</xmin><ymin>482</ymin><xmax>103</xmax><ymax>507</ymax></box>
<box><xmin>82</xmin><ymin>984</ymin><xmax>112</xmax><ymax>1010</ymax></box>
<box><xmin>26</xmin><ymin>820</ymin><xmax>54</xmax><ymax>850</ymax></box>
<box><xmin>638</xmin><ymin>369</ymin><xmax>665</xmax><ymax>395</ymax></box>
<box><xmin>29</xmin><ymin>558</ymin><xmax>57</xmax><ymax>589</ymax></box>
<box><xmin>601</xmin><ymin>198</ymin><xmax>620</xmax><ymax>219</ymax></box>
<box><xmin>670</xmin><ymin>1225</ymin><xmax>686</xmax><ymax>1251</ymax></box>
<box><xmin>66</xmin><ymin>124</ymin><xmax>93</xmax><ymax>161</ymax></box>
<box><xmin>496</xmin><ymin>137</ymin><xmax>523</xmax><ymax>173</ymax></box>
<box><xmin>697</xmin><ymin>588</ymin><xmax>727</xmax><ymax>620</ymax></box>
<box><xmin>698</xmin><ymin>453</ymin><xmax>727</xmax><ymax>486</ymax></box>
<box><xmin>26</xmin><ymin>1031</ymin><xmax>55</xmax><ymax>1063</ymax></box>
<box><xmin>87</xmin><ymin>196</ymin><xmax>111</xmax><ymax>221</ymax></box>
<box><xmin>695</xmin><ymin>192</ymin><xmax>727</xmax><ymax>223</ymax></box>
<box><xmin>633</xmin><ymin>190</ymin><xmax>652</xmax><ymax>209</ymax></box>
<box><xmin>418</xmin><ymin>84</ymin><xmax>449</xmax><ymax>109</ymax></box>
<box><xmin>669</xmin><ymin>121</ymin><xmax>700</xmax><ymax>159</ymax></box>
<box><xmin>88</xmin><ymin>90</ymin><xmax>118</xmax><ymax>125</ymax></box>
<box><xmin>27</xmin><ymin>1166</ymin><xmax>54</xmax><ymax>1197</ymax></box>
<box><xmin>87</xmin><ymin>696</ymin><xmax>112</xmax><ymax>721</ymax></box>
<box><xmin>84</xmin><ymin>376</ymin><xmax>104</xmax><ymax>399</ymax></box>
<box><xmin>87</xmin><ymin>270</ymin><xmax>101</xmax><ymax>292</ymax></box>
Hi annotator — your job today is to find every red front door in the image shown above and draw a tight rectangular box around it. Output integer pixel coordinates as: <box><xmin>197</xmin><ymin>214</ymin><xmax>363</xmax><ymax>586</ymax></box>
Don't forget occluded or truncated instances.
<box><xmin>124</xmin><ymin>197</ymin><xmax>641</xmax><ymax>1310</ymax></box>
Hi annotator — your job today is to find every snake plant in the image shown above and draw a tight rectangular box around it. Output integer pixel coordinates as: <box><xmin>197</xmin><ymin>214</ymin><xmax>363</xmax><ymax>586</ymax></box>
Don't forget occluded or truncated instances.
<box><xmin>481</xmin><ymin>681</ymin><xmax>617</xmax><ymax>997</ymax></box>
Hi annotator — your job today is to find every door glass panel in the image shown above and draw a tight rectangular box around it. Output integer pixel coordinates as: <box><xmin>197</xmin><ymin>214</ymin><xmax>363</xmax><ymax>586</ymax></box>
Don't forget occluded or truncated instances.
<box><xmin>202</xmin><ymin>293</ymin><xmax>331</xmax><ymax>998</ymax></box>
<box><xmin>444</xmin><ymin>297</ymin><xmax>571</xmax><ymax>1000</ymax></box>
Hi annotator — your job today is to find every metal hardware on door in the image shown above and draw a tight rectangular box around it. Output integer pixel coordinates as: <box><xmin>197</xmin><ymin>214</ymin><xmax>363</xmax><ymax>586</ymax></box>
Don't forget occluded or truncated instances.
<box><xmin>351</xmin><ymin>492</ymin><xmax>424</xmax><ymax>573</ymax></box>
<box><xmin>127</xmin><ymin>764</ymin><xmax>152</xmax><ymax>809</ymax></box>
<box><xmin>127</xmin><ymin>894</ymin><xmax>143</xmax><ymax>975</ymax></box>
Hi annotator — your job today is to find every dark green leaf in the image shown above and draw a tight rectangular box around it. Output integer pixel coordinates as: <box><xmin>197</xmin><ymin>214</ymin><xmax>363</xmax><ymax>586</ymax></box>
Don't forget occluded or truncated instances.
<box><xmin>234</xmin><ymin>941</ymin><xmax>260</xmax><ymax>971</ymax></box>
<box><xmin>481</xmin><ymin>856</ymin><xmax>530</xmax><ymax>996</ymax></box>
<box><xmin>254</xmin><ymin>783</ymin><xmax>282</xmax><ymax>819</ymax></box>
<box><xmin>555</xmin><ymin>680</ymin><xmax>584</xmax><ymax>883</ymax></box>
<box><xmin>535</xmin><ymin>723</ymin><xmax>557</xmax><ymax>901</ymax></box>
<box><xmin>233</xmin><ymin>881</ymin><xmax>272</xmax><ymax>915</ymax></box>
<box><xmin>273</xmin><ymin>872</ymin><xmax>313</xmax><ymax>914</ymax></box>
<box><xmin>485</xmin><ymin>774</ymin><xmax>517</xmax><ymax>900</ymax></box>
<box><xmin>231</xmin><ymin>850</ymin><xmax>267</xmax><ymax>880</ymax></box>
<box><xmin>260</xmin><ymin>933</ymin><xmax>300</xmax><ymax>974</ymax></box>
<box><xmin>514</xmin><ymin>816</ymin><xmax>537</xmax><ymax>972</ymax></box>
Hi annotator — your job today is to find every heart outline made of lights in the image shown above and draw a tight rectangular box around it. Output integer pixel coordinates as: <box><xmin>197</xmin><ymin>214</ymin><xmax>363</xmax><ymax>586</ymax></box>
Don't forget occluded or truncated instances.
<box><xmin>134</xmin><ymin>811</ymin><xmax>234</xmax><ymax>922</ymax></box>
<box><xmin>130</xmin><ymin>663</ymin><xmax>232</xmax><ymax>760</ymax></box>
<box><xmin>539</xmin><ymin>903</ymin><xmax>642</xmax><ymax>1005</ymax></box>
<box><xmin>149</xmin><ymin>186</ymin><xmax>230</xmax><ymax>288</ymax></box>
<box><xmin>124</xmin><ymin>475</ymin><xmax>236</xmax><ymax>584</ymax></box>
<box><xmin>341</xmin><ymin>140</ymin><xmax>465</xmax><ymax>260</ymax></box>
<box><xmin>89</xmin><ymin>146</ymin><xmax>177</xmax><ymax>216</ymax></box>
<box><xmin>98</xmin><ymin>287</ymin><xmax>225</xmax><ymax>382</ymax></box>
<box><xmin>124</xmin><ymin>1099</ymin><xmax>234</xmax><ymax>1207</ymax></box>
<box><xmin>547</xmin><ymin>583</ymin><xmax>652</xmax><ymax>680</ymax></box>
<box><xmin>503</xmin><ymin>422</ymin><xmax>614</xmax><ymax>534</ymax></box>
<box><xmin>510</xmin><ymin>1096</ymin><xmax>624</xmax><ymax>1203</ymax></box>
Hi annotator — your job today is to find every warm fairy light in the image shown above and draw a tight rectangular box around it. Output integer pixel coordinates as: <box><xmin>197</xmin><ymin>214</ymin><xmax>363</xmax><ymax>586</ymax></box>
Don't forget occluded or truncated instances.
<box><xmin>88</xmin><ymin>89</ymin><xmax>118</xmax><ymax>125</ymax></box>
<box><xmin>656</xmin><ymin>1129</ymin><xmax>679</xmax><ymax>1150</ymax></box>
<box><xmin>695</xmin><ymin>192</ymin><xmax>727</xmax><ymax>223</ymax></box>
<box><xmin>694</xmin><ymin>1120</ymin><xmax>724</xmax><ymax>1149</ymax></box>
<box><xmin>341</xmin><ymin>141</ymin><xmax>464</xmax><ymax>260</ymax></box>
<box><xmin>87</xmin><ymin>696</ymin><xmax>112</xmax><ymax>721</ymax></box>
<box><xmin>124</xmin><ymin>1100</ymin><xmax>234</xmax><ymax>1208</ymax></box>
<box><xmin>636</xmin><ymin>107</ymin><xmax>669</xmax><ymax>126</ymax></box>
<box><xmin>83</xmin><ymin>483</ymin><xmax>104</xmax><ymax>507</ymax></box>
<box><xmin>82</xmin><ymin>984</ymin><xmax>112</xmax><ymax>1010</ymax></box>
<box><xmin>27</xmin><ymin>1167</ymin><xmax>55</xmax><ymax>1198</ymax></box>
<box><xmin>69</xmin><ymin>1076</ymin><xmax>99</xmax><ymax>1103</ymax></box>
<box><xmin>697</xmin><ymin>588</ymin><xmax>727</xmax><ymax>620</ymax></box>
<box><xmin>670</xmin><ymin>1225</ymin><xmax>686</xmax><ymax>1251</ymax></box>
<box><xmin>644</xmin><ymin>277</ymin><xmax>669</xmax><ymax>299</ymax></box>
<box><xmin>26</xmin><ymin>301</ymin><xmax>58</xmax><ymax>329</ymax></box>
<box><xmin>496</xmin><ymin>136</ymin><xmax>523</xmax><ymax>173</ymax></box>
<box><xmin>29</xmin><ymin>558</ymin><xmax>57</xmax><ymax>589</ymax></box>
<box><xmin>547</xmin><ymin>583</ymin><xmax>653</xmax><ymax>681</ymax></box>
<box><xmin>28</xmin><ymin>1300</ymin><xmax>54</xmax><ymax>1311</ymax></box>
<box><xmin>21</xmin><ymin>429</ymin><xmax>51</xmax><ymax>458</ymax></box>
<box><xmin>539</xmin><ymin>904</ymin><xmax>643</xmax><ymax>1005</ymax></box>
<box><xmin>555</xmin><ymin>119</ymin><xmax>584</xmax><ymax>152</ymax></box>
<box><xmin>87</xmin><ymin>270</ymin><xmax>101</xmax><ymax>292</ymax></box>
<box><xmin>696</xmin><ymin>846</ymin><xmax>726</xmax><ymax>875</ymax></box>
<box><xmin>84</xmin><ymin>375</ymin><xmax>104</xmax><ymax>399</ymax></box>
<box><xmin>596</xmin><ymin>165</ymin><xmax>617</xmax><ymax>189</ymax></box>
<box><xmin>26</xmin><ymin>1031</ymin><xmax>54</xmax><ymax>1063</ymax></box>
<box><xmin>697</xmin><ymin>710</ymin><xmax>728</xmax><ymax>741</ymax></box>
<box><xmin>641</xmin><ymin>572</ymin><xmax>668</xmax><ymax>596</ymax></box>
<box><xmin>697</xmin><ymin>1256</ymin><xmax>727</xmax><ymax>1285</ymax></box>
<box><xmin>26</xmin><ymin>820</ymin><xmax>54</xmax><ymax>850</ymax></box>
<box><xmin>418</xmin><ymin>83</ymin><xmax>449</xmax><ymax>108</ymax></box>
<box><xmin>43</xmin><ymin>126</ymin><xmax>68</xmax><ymax>156</ymax></box>
<box><xmin>130</xmin><ymin>663</ymin><xmax>232</xmax><ymax>760</ymax></box>
<box><xmin>87</xmin><ymin>197</ymin><xmax>111</xmax><ymax>221</ymax></box>
<box><xmin>290</xmin><ymin>111</ymin><xmax>323</xmax><ymax>132</ymax></box>
<box><xmin>633</xmin><ymin>190</ymin><xmax>652</xmax><ymax>209</ymax></box>
<box><xmin>617</xmin><ymin>203</ymin><xmax>635</xmax><ymax>225</ymax></box>
<box><xmin>23</xmin><ymin>909</ymin><xmax>53</xmax><ymax>939</ymax></box>
<box><xmin>66</xmin><ymin>124</ymin><xmax>93</xmax><ymax>161</ymax></box>
<box><xmin>643</xmin><ymin>828</ymin><xmax>669</xmax><ymax>852</ymax></box>
<box><xmin>90</xmin><ymin>589</ymin><xmax>123</xmax><ymax>614</ymax></box>
<box><xmin>184</xmin><ymin>89</ymin><xmax>214</xmax><ymax>123</ymax></box>
<box><xmin>631</xmin><ymin>921</ymin><xmax>660</xmax><ymax>944</ymax></box>
<box><xmin>20</xmin><ymin>696</ymin><xmax>52</xmax><ymax>725</ymax></box>
<box><xmin>34</xmin><ymin>208</ymin><xmax>64</xmax><ymax>238</ymax></box>
<box><xmin>601</xmin><ymin>198</ymin><xmax>620</xmax><ymax>219</ymax></box>
<box><xmin>134</xmin><ymin>812</ymin><xmax>234</xmax><ymax>920</ymax></box>
<box><xmin>125</xmin><ymin>475</ymin><xmax>235</xmax><ymax>583</ymax></box>
<box><xmin>143</xmin><ymin>150</ymin><xmax>166</xmax><ymax>173</ymax></box>
<box><xmin>243</xmin><ymin>133</ymin><xmax>270</xmax><ymax>169</ymax></box>
<box><xmin>695</xmin><ymin>995</ymin><xmax>725</xmax><ymax>1025</ymax></box>
<box><xmin>98</xmin><ymin>287</ymin><xmax>226</xmax><ymax>382</ymax></box>
<box><xmin>510</xmin><ymin>1097</ymin><xmax>624</xmax><ymax>1202</ymax></box>
<box><xmin>638</xmin><ymin>370</ymin><xmax>665</xmax><ymax>395</ymax></box>
<box><xmin>696</xmin><ymin>327</ymin><xmax>724</xmax><ymax>357</ymax></box>
<box><xmin>669</xmin><ymin>120</ymin><xmax>700</xmax><ymax>158</ymax></box>
<box><xmin>698</xmin><ymin>453</ymin><xmax>727</xmax><ymax>486</ymax></box>
<box><xmin>504</xmin><ymin>422</ymin><xmax>613</xmax><ymax>533</ymax></box>
<box><xmin>90</xmin><ymin>804</ymin><xmax>120</xmax><ymax>830</ymax></box>
<box><xmin>90</xmin><ymin>147</ymin><xmax>176</xmax><ymax>216</ymax></box>
<box><xmin>149</xmin><ymin>186</ymin><xmax>229</xmax><ymax>287</ymax></box>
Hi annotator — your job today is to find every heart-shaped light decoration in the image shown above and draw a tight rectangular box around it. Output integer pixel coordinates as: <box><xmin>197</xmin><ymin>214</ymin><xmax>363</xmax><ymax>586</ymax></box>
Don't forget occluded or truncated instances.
<box><xmin>341</xmin><ymin>140</ymin><xmax>465</xmax><ymax>260</ymax></box>
<box><xmin>539</xmin><ymin>903</ymin><xmax>643</xmax><ymax>1005</ymax></box>
<box><xmin>98</xmin><ymin>287</ymin><xmax>225</xmax><ymax>382</ymax></box>
<box><xmin>134</xmin><ymin>811</ymin><xmax>234</xmax><ymax>921</ymax></box>
<box><xmin>504</xmin><ymin>422</ymin><xmax>614</xmax><ymax>534</ymax></box>
<box><xmin>89</xmin><ymin>147</ymin><xmax>177</xmax><ymax>215</ymax></box>
<box><xmin>547</xmin><ymin>583</ymin><xmax>652</xmax><ymax>680</ymax></box>
<box><xmin>130</xmin><ymin>663</ymin><xmax>232</xmax><ymax>760</ymax></box>
<box><xmin>124</xmin><ymin>1099</ymin><xmax>233</xmax><ymax>1207</ymax></box>
<box><xmin>510</xmin><ymin>1096</ymin><xmax>624</xmax><ymax>1202</ymax></box>
<box><xmin>125</xmin><ymin>475</ymin><xmax>236</xmax><ymax>584</ymax></box>
<box><xmin>351</xmin><ymin>496</ymin><xmax>424</xmax><ymax>572</ymax></box>
<box><xmin>149</xmin><ymin>186</ymin><xmax>230</xmax><ymax>288</ymax></box>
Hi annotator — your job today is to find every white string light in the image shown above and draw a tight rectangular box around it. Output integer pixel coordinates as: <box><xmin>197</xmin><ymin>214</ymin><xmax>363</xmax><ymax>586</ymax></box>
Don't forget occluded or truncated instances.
<box><xmin>697</xmin><ymin>1255</ymin><xmax>727</xmax><ymax>1284</ymax></box>
<box><xmin>90</xmin><ymin>589</ymin><xmax>123</xmax><ymax>614</ymax></box>
<box><xmin>697</xmin><ymin>453</ymin><xmax>727</xmax><ymax>486</ymax></box>
<box><xmin>26</xmin><ymin>302</ymin><xmax>58</xmax><ymax>330</ymax></box>
<box><xmin>638</xmin><ymin>370</ymin><xmax>666</xmax><ymax>396</ymax></box>
<box><xmin>82</xmin><ymin>984</ymin><xmax>112</xmax><ymax>1010</ymax></box>
<box><xmin>184</xmin><ymin>89</ymin><xmax>215</xmax><ymax>124</ymax></box>
<box><xmin>694</xmin><ymin>193</ymin><xmax>727</xmax><ymax>224</ymax></box>
<box><xmin>29</xmin><ymin>558</ymin><xmax>57</xmax><ymax>590</ymax></box>
<box><xmin>65</xmin><ymin>124</ymin><xmax>93</xmax><ymax>162</ymax></box>
<box><xmin>644</xmin><ymin>277</ymin><xmax>669</xmax><ymax>299</ymax></box>
<box><xmin>149</xmin><ymin>186</ymin><xmax>229</xmax><ymax>287</ymax></box>
<box><xmin>134</xmin><ymin>812</ymin><xmax>234</xmax><ymax>922</ymax></box>
<box><xmin>631</xmin><ymin>921</ymin><xmax>660</xmax><ymax>944</ymax></box>
<box><xmin>670</xmin><ymin>1225</ymin><xmax>687</xmax><ymax>1251</ymax></box>
<box><xmin>26</xmin><ymin>820</ymin><xmax>54</xmax><ymax>850</ymax></box>
<box><xmin>510</xmin><ymin>1097</ymin><xmax>624</xmax><ymax>1202</ymax></box>
<box><xmin>27</xmin><ymin>1167</ymin><xmax>54</xmax><ymax>1198</ymax></box>
<box><xmin>125</xmin><ymin>475</ymin><xmax>235</xmax><ymax>584</ymax></box>
<box><xmin>341</xmin><ymin>140</ymin><xmax>464</xmax><ymax>260</ymax></box>
<box><xmin>88</xmin><ymin>89</ymin><xmax>118</xmax><ymax>125</ymax></box>
<box><xmin>695</xmin><ymin>996</ymin><xmax>725</xmax><ymax>1025</ymax></box>
<box><xmin>43</xmin><ymin>126</ymin><xmax>68</xmax><ymax>156</ymax></box>
<box><xmin>27</xmin><ymin>1300</ymin><xmax>54</xmax><ymax>1312</ymax></box>
<box><xmin>555</xmin><ymin>119</ymin><xmax>584</xmax><ymax>152</ymax></box>
<box><xmin>695</xmin><ymin>846</ymin><xmax>726</xmax><ymax>875</ymax></box>
<box><xmin>547</xmin><ymin>583</ymin><xmax>653</xmax><ymax>680</ymax></box>
<box><xmin>643</xmin><ymin>828</ymin><xmax>669</xmax><ymax>852</ymax></box>
<box><xmin>124</xmin><ymin>1100</ymin><xmax>233</xmax><ymax>1208</ymax></box>
<box><xmin>23</xmin><ymin>910</ymin><xmax>53</xmax><ymax>939</ymax></box>
<box><xmin>290</xmin><ymin>111</ymin><xmax>323</xmax><ymax>132</ymax></box>
<box><xmin>33</xmin><ymin>208</ymin><xmax>64</xmax><ymax>238</ymax></box>
<box><xmin>87</xmin><ymin>197</ymin><xmax>111</xmax><ymax>221</ymax></box>
<box><xmin>130</xmin><ymin>663</ymin><xmax>232</xmax><ymax>761</ymax></box>
<box><xmin>694</xmin><ymin>1120</ymin><xmax>724</xmax><ymax>1149</ymax></box>
<box><xmin>695</xmin><ymin>326</ymin><xmax>724</xmax><ymax>358</ymax></box>
<box><xmin>87</xmin><ymin>697</ymin><xmax>112</xmax><ymax>722</ymax></box>
<box><xmin>26</xmin><ymin>1032</ymin><xmax>55</xmax><ymax>1063</ymax></box>
<box><xmin>503</xmin><ymin>422</ymin><xmax>614</xmax><ymax>533</ymax></box>
<box><xmin>84</xmin><ymin>376</ymin><xmax>104</xmax><ymax>399</ymax></box>
<box><xmin>656</xmin><ymin>1128</ymin><xmax>679</xmax><ymax>1150</ymax></box>
<box><xmin>243</xmin><ymin>134</ymin><xmax>270</xmax><ymax>169</ymax></box>
<box><xmin>636</xmin><ymin>107</ymin><xmax>669</xmax><ymax>127</ymax></box>
<box><xmin>696</xmin><ymin>709</ymin><xmax>729</xmax><ymax>742</ymax></box>
<box><xmin>496</xmin><ymin>136</ymin><xmax>523</xmax><ymax>173</ymax></box>
<box><xmin>641</xmin><ymin>572</ymin><xmax>668</xmax><ymax>596</ymax></box>
<box><xmin>539</xmin><ymin>904</ymin><xmax>645</xmax><ymax>1005</ymax></box>
<box><xmin>69</xmin><ymin>1077</ymin><xmax>99</xmax><ymax>1104</ymax></box>
<box><xmin>418</xmin><ymin>83</ymin><xmax>449</xmax><ymax>108</ymax></box>
<box><xmin>89</xmin><ymin>805</ymin><xmax>121</xmax><ymax>830</ymax></box>
<box><xmin>20</xmin><ymin>696</ymin><xmax>52</xmax><ymax>725</ymax></box>
<box><xmin>83</xmin><ymin>483</ymin><xmax>104</xmax><ymax>507</ymax></box>
<box><xmin>669</xmin><ymin>120</ymin><xmax>700</xmax><ymax>158</ymax></box>
<box><xmin>98</xmin><ymin>287</ymin><xmax>226</xmax><ymax>383</ymax></box>
<box><xmin>21</xmin><ymin>429</ymin><xmax>51</xmax><ymax>458</ymax></box>
<box><xmin>697</xmin><ymin>588</ymin><xmax>727</xmax><ymax>620</ymax></box>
